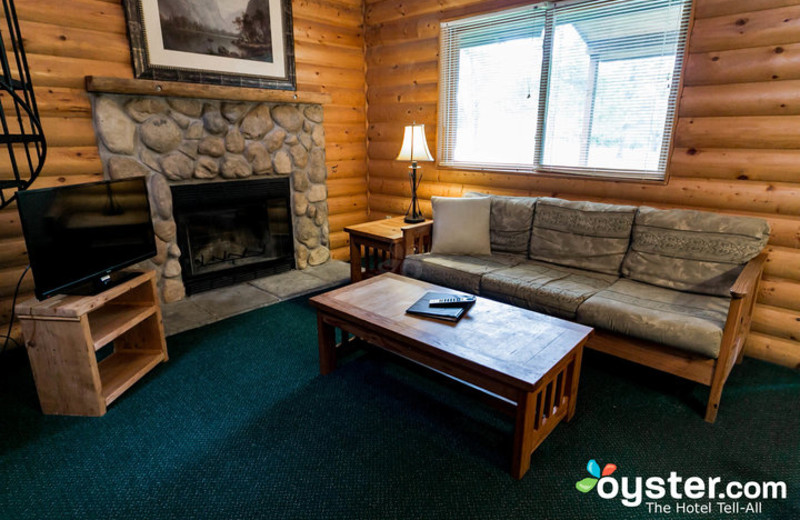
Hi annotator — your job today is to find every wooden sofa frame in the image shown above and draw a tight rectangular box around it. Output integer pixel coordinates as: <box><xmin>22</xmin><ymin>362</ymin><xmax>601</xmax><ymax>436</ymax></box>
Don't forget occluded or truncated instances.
<box><xmin>401</xmin><ymin>221</ymin><xmax>767</xmax><ymax>423</ymax></box>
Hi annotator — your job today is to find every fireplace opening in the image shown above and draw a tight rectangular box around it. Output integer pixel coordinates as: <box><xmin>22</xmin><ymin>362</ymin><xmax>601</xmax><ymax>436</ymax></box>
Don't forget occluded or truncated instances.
<box><xmin>171</xmin><ymin>178</ymin><xmax>295</xmax><ymax>295</ymax></box>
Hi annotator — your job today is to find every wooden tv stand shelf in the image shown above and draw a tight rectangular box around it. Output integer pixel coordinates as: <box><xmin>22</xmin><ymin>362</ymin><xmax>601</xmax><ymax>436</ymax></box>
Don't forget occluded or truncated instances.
<box><xmin>16</xmin><ymin>271</ymin><xmax>168</xmax><ymax>416</ymax></box>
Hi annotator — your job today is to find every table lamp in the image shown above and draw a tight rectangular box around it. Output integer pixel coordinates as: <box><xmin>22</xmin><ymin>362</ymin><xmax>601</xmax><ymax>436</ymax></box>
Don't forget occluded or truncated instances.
<box><xmin>395</xmin><ymin>123</ymin><xmax>434</xmax><ymax>223</ymax></box>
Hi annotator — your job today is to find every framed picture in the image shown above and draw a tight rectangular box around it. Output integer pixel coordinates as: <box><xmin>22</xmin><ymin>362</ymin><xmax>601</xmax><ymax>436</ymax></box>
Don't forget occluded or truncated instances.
<box><xmin>122</xmin><ymin>0</ymin><xmax>296</xmax><ymax>90</ymax></box>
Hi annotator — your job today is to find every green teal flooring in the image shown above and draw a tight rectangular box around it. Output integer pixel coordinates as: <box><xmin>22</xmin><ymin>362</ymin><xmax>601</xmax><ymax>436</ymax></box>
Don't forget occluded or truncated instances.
<box><xmin>1</xmin><ymin>292</ymin><xmax>798</xmax><ymax>519</ymax></box>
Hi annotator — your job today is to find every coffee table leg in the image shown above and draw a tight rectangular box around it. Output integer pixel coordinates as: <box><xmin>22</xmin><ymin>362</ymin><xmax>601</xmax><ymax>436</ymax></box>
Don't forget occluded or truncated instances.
<box><xmin>566</xmin><ymin>347</ymin><xmax>584</xmax><ymax>422</ymax></box>
<box><xmin>512</xmin><ymin>391</ymin><xmax>536</xmax><ymax>479</ymax></box>
<box><xmin>318</xmin><ymin>313</ymin><xmax>337</xmax><ymax>375</ymax></box>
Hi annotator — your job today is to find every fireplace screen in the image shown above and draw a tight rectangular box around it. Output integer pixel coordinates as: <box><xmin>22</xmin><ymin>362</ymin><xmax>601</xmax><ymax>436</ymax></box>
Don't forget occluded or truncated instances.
<box><xmin>171</xmin><ymin>178</ymin><xmax>294</xmax><ymax>295</ymax></box>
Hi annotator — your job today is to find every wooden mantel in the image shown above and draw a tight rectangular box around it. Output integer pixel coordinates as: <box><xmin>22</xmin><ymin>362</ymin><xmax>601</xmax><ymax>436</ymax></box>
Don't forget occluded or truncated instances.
<box><xmin>85</xmin><ymin>76</ymin><xmax>332</xmax><ymax>104</ymax></box>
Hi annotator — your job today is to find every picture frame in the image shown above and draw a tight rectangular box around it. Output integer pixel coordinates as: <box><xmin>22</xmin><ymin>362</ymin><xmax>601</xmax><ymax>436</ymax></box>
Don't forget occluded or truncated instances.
<box><xmin>122</xmin><ymin>0</ymin><xmax>296</xmax><ymax>90</ymax></box>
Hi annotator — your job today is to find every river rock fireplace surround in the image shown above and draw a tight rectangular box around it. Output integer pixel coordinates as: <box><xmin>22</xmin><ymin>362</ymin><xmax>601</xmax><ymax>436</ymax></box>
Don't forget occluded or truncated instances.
<box><xmin>88</xmin><ymin>79</ymin><xmax>331</xmax><ymax>303</ymax></box>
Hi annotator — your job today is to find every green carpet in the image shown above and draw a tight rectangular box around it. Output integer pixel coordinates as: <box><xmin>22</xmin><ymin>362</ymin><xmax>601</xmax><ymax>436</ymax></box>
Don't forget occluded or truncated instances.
<box><xmin>1</xmin><ymin>292</ymin><xmax>798</xmax><ymax>519</ymax></box>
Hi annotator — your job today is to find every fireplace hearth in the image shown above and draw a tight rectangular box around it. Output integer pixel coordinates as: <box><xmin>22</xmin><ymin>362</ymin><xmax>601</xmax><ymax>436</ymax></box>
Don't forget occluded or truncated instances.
<box><xmin>172</xmin><ymin>178</ymin><xmax>294</xmax><ymax>295</ymax></box>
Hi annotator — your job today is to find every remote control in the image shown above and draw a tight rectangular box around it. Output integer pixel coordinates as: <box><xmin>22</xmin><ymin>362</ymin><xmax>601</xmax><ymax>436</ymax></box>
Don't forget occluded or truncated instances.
<box><xmin>429</xmin><ymin>296</ymin><xmax>476</xmax><ymax>307</ymax></box>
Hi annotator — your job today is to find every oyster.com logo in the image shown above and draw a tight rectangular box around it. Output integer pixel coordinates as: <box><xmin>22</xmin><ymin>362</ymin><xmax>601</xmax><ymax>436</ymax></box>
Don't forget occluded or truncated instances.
<box><xmin>576</xmin><ymin>459</ymin><xmax>617</xmax><ymax>493</ymax></box>
<box><xmin>574</xmin><ymin>459</ymin><xmax>787</xmax><ymax>515</ymax></box>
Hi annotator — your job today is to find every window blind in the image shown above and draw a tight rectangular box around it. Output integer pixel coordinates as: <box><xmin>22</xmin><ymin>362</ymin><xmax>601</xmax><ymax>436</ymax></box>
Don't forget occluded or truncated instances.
<box><xmin>438</xmin><ymin>0</ymin><xmax>693</xmax><ymax>181</ymax></box>
<box><xmin>439</xmin><ymin>4</ymin><xmax>548</xmax><ymax>170</ymax></box>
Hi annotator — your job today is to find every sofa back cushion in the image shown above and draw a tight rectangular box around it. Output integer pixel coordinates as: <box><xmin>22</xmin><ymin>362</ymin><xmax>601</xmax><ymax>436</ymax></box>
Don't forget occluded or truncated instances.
<box><xmin>488</xmin><ymin>195</ymin><xmax>538</xmax><ymax>255</ymax></box>
<box><xmin>529</xmin><ymin>198</ymin><xmax>637</xmax><ymax>275</ymax></box>
<box><xmin>622</xmin><ymin>206</ymin><xmax>770</xmax><ymax>296</ymax></box>
<box><xmin>464</xmin><ymin>192</ymin><xmax>538</xmax><ymax>255</ymax></box>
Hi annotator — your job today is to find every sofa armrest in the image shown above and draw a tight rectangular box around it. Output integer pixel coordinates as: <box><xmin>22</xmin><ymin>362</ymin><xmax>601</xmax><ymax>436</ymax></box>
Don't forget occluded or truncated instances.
<box><xmin>730</xmin><ymin>252</ymin><xmax>768</xmax><ymax>299</ymax></box>
<box><xmin>402</xmin><ymin>221</ymin><xmax>433</xmax><ymax>257</ymax></box>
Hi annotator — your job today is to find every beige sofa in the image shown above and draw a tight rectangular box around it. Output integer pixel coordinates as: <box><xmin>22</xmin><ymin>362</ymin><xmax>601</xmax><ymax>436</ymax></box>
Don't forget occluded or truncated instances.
<box><xmin>401</xmin><ymin>196</ymin><xmax>769</xmax><ymax>423</ymax></box>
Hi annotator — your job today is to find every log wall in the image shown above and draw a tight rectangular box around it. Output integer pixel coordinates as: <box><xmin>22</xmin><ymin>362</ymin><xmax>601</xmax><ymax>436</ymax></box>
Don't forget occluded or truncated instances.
<box><xmin>0</xmin><ymin>0</ymin><xmax>369</xmax><ymax>342</ymax></box>
<box><xmin>364</xmin><ymin>0</ymin><xmax>800</xmax><ymax>369</ymax></box>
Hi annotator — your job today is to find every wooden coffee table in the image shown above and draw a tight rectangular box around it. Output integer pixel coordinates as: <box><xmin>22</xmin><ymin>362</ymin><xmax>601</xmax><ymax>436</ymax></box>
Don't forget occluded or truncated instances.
<box><xmin>310</xmin><ymin>273</ymin><xmax>593</xmax><ymax>479</ymax></box>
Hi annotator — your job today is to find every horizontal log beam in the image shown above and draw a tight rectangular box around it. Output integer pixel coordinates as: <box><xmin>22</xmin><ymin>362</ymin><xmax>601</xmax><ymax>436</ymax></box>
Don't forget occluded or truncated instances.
<box><xmin>670</xmin><ymin>147</ymin><xmax>800</xmax><ymax>182</ymax></box>
<box><xmin>745</xmin><ymin>332</ymin><xmax>800</xmax><ymax>369</ymax></box>
<box><xmin>764</xmin><ymin>245</ymin><xmax>800</xmax><ymax>280</ymax></box>
<box><xmin>40</xmin><ymin>117</ymin><xmax>98</xmax><ymax>147</ymax></box>
<box><xmin>366</xmin><ymin>61</ymin><xmax>439</xmax><ymax>88</ymax></box>
<box><xmin>328</xmin><ymin>210</ymin><xmax>370</xmax><ymax>233</ymax></box>
<box><xmin>695</xmin><ymin>0</ymin><xmax>800</xmax><ymax>20</ymax></box>
<box><xmin>328</xmin><ymin>160</ymin><xmax>368</xmax><ymax>179</ymax></box>
<box><xmin>367</xmin><ymin>102</ymin><xmax>437</xmax><ymax>124</ymax></box>
<box><xmin>365</xmin><ymin>13</ymin><xmax>440</xmax><ymax>46</ymax></box>
<box><xmin>24</xmin><ymin>53</ymin><xmax>131</xmax><ymax>90</ymax></box>
<box><xmin>329</xmin><ymin>230</ymin><xmax>349</xmax><ymax>250</ymax></box>
<box><xmin>9</xmin><ymin>87</ymin><xmax>93</xmax><ymax>117</ymax></box>
<box><xmin>325</xmin><ymin>142</ymin><xmax>367</xmax><ymax>162</ymax></box>
<box><xmin>752</xmin><ymin>304</ymin><xmax>800</xmax><ymax>341</ymax></box>
<box><xmin>680</xmin><ymin>80</ymin><xmax>800</xmax><ymax>116</ymax></box>
<box><xmin>327</xmin><ymin>194</ymin><xmax>368</xmax><ymax>215</ymax></box>
<box><xmin>3</xmin><ymin>18</ymin><xmax>129</xmax><ymax>63</ymax></box>
<box><xmin>14</xmin><ymin>0</ymin><xmax>127</xmax><ymax>34</ymax></box>
<box><xmin>0</xmin><ymin>208</ymin><xmax>21</xmax><ymax>240</ymax></box>
<box><xmin>0</xmin><ymin>265</ymin><xmax>33</xmax><ymax>298</ymax></box>
<box><xmin>366</xmin><ymin>38</ymin><xmax>438</xmax><ymax>68</ymax></box>
<box><xmin>0</xmin><ymin>238</ymin><xmax>27</xmax><ymax>268</ymax></box>
<box><xmin>675</xmin><ymin>115</ymin><xmax>800</xmax><ymax>149</ymax></box>
<box><xmin>294</xmin><ymin>0</ymin><xmax>363</xmax><ymax>27</ymax></box>
<box><xmin>690</xmin><ymin>5</ymin><xmax>800</xmax><ymax>53</ymax></box>
<box><xmin>295</xmin><ymin>40</ymin><xmax>365</xmax><ymax>70</ymax></box>
<box><xmin>294</xmin><ymin>18</ymin><xmax>365</xmax><ymax>49</ymax></box>
<box><xmin>760</xmin><ymin>276</ymin><xmax>800</xmax><ymax>311</ymax></box>
<box><xmin>685</xmin><ymin>42</ymin><xmax>800</xmax><ymax>86</ymax></box>
<box><xmin>0</xmin><ymin>146</ymin><xmax>102</xmax><ymax>178</ymax></box>
<box><xmin>367</xmin><ymin>83</ymin><xmax>439</xmax><ymax>106</ymax></box>
<box><xmin>296</xmin><ymin>63</ymin><xmax>366</xmax><ymax>91</ymax></box>
<box><xmin>328</xmin><ymin>177</ymin><xmax>367</xmax><ymax>197</ymax></box>
<box><xmin>331</xmin><ymin>246</ymin><xmax>350</xmax><ymax>262</ymax></box>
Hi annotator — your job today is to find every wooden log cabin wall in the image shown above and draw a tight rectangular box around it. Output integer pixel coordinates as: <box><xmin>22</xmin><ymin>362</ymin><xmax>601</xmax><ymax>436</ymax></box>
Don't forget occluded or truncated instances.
<box><xmin>0</xmin><ymin>0</ymin><xmax>369</xmax><ymax>343</ymax></box>
<box><xmin>364</xmin><ymin>0</ymin><xmax>800</xmax><ymax>370</ymax></box>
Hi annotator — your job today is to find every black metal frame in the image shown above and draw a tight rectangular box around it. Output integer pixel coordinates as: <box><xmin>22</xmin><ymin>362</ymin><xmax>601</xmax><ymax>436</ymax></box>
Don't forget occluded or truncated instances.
<box><xmin>0</xmin><ymin>0</ymin><xmax>46</xmax><ymax>210</ymax></box>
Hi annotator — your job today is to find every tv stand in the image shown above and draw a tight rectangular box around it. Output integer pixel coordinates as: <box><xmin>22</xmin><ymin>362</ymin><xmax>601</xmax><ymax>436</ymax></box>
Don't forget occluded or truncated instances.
<box><xmin>15</xmin><ymin>270</ymin><xmax>168</xmax><ymax>416</ymax></box>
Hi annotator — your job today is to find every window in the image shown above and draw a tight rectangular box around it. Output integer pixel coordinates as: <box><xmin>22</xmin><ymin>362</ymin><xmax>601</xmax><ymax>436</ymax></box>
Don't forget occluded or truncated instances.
<box><xmin>438</xmin><ymin>0</ymin><xmax>692</xmax><ymax>181</ymax></box>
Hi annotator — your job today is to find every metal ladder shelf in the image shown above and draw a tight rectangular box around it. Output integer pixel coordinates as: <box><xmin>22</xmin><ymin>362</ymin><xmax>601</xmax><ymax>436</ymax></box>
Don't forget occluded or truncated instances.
<box><xmin>0</xmin><ymin>0</ymin><xmax>46</xmax><ymax>210</ymax></box>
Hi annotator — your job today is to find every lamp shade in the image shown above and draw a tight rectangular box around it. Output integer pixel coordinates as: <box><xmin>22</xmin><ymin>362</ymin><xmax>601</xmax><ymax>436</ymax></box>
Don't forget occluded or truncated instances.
<box><xmin>395</xmin><ymin>124</ymin><xmax>434</xmax><ymax>162</ymax></box>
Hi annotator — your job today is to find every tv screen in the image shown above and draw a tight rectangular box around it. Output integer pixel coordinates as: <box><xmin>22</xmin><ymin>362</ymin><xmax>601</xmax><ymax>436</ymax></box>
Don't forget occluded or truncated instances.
<box><xmin>16</xmin><ymin>178</ymin><xmax>157</xmax><ymax>299</ymax></box>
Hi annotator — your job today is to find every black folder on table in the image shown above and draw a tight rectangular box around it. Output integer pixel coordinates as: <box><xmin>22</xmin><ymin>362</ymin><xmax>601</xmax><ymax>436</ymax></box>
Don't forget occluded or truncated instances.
<box><xmin>405</xmin><ymin>292</ymin><xmax>474</xmax><ymax>322</ymax></box>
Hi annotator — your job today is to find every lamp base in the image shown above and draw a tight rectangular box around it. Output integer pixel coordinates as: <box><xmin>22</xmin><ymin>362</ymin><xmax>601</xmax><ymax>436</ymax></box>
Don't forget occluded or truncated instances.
<box><xmin>403</xmin><ymin>215</ymin><xmax>425</xmax><ymax>224</ymax></box>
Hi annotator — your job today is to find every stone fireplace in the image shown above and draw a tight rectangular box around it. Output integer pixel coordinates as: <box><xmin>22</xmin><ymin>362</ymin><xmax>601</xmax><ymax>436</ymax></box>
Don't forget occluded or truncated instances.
<box><xmin>90</xmin><ymin>92</ymin><xmax>330</xmax><ymax>303</ymax></box>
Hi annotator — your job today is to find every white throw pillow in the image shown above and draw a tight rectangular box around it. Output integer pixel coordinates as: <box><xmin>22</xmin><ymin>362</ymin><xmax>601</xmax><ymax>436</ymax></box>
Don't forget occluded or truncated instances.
<box><xmin>431</xmin><ymin>196</ymin><xmax>492</xmax><ymax>255</ymax></box>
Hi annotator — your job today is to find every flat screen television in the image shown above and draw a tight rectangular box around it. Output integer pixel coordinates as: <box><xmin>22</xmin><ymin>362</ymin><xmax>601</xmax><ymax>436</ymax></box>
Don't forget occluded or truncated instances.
<box><xmin>16</xmin><ymin>178</ymin><xmax>157</xmax><ymax>299</ymax></box>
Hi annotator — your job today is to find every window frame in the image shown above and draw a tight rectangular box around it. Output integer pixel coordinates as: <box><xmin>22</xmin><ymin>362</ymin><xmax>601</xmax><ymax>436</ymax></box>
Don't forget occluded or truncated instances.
<box><xmin>437</xmin><ymin>0</ymin><xmax>694</xmax><ymax>184</ymax></box>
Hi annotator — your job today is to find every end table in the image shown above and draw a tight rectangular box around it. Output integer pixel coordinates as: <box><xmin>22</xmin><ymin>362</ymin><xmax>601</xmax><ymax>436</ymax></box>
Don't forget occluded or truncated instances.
<box><xmin>344</xmin><ymin>216</ymin><xmax>430</xmax><ymax>282</ymax></box>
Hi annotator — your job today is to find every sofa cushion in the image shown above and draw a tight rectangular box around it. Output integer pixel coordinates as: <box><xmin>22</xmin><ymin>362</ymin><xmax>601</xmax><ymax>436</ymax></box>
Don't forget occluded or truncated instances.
<box><xmin>488</xmin><ymin>195</ymin><xmax>538</xmax><ymax>255</ymax></box>
<box><xmin>622</xmin><ymin>207</ymin><xmax>770</xmax><ymax>297</ymax></box>
<box><xmin>402</xmin><ymin>253</ymin><xmax>523</xmax><ymax>294</ymax></box>
<box><xmin>481</xmin><ymin>260</ymin><xmax>618</xmax><ymax>319</ymax></box>
<box><xmin>431</xmin><ymin>196</ymin><xmax>492</xmax><ymax>255</ymax></box>
<box><xmin>529</xmin><ymin>198</ymin><xmax>637</xmax><ymax>275</ymax></box>
<box><xmin>464</xmin><ymin>193</ymin><xmax>538</xmax><ymax>255</ymax></box>
<box><xmin>576</xmin><ymin>279</ymin><xmax>730</xmax><ymax>358</ymax></box>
